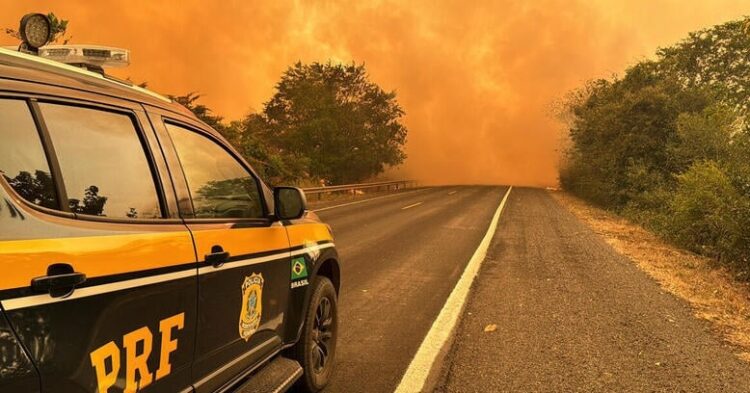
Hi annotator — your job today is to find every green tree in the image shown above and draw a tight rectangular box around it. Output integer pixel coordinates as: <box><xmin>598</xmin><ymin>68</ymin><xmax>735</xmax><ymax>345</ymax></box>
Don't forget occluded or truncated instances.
<box><xmin>170</xmin><ymin>92</ymin><xmax>225</xmax><ymax>132</ymax></box>
<box><xmin>671</xmin><ymin>103</ymin><xmax>738</xmax><ymax>169</ymax></box>
<box><xmin>657</xmin><ymin>18</ymin><xmax>750</xmax><ymax>112</ymax></box>
<box><xmin>668</xmin><ymin>161</ymin><xmax>748</xmax><ymax>263</ymax></box>
<box><xmin>264</xmin><ymin>62</ymin><xmax>407</xmax><ymax>184</ymax></box>
<box><xmin>560</xmin><ymin>16</ymin><xmax>750</xmax><ymax>274</ymax></box>
<box><xmin>229</xmin><ymin>114</ymin><xmax>310</xmax><ymax>185</ymax></box>
<box><xmin>561</xmin><ymin>66</ymin><xmax>712</xmax><ymax>208</ymax></box>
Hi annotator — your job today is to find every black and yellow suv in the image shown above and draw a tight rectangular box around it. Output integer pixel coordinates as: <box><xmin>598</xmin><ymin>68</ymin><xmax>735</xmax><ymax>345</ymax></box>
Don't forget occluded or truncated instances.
<box><xmin>0</xmin><ymin>13</ymin><xmax>340</xmax><ymax>393</ymax></box>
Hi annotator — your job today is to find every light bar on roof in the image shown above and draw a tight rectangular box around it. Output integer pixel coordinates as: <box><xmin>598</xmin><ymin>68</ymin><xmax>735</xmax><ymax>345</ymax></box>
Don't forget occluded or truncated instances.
<box><xmin>38</xmin><ymin>45</ymin><xmax>130</xmax><ymax>68</ymax></box>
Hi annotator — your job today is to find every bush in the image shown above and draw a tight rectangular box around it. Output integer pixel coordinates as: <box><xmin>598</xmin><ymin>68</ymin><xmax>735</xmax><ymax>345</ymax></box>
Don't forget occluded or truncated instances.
<box><xmin>559</xmin><ymin>17</ymin><xmax>750</xmax><ymax>276</ymax></box>
<box><xmin>667</xmin><ymin>161</ymin><xmax>747</xmax><ymax>264</ymax></box>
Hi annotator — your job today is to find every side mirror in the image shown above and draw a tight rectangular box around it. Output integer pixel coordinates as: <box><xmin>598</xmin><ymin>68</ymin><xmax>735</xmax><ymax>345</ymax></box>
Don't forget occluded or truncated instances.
<box><xmin>274</xmin><ymin>187</ymin><xmax>307</xmax><ymax>220</ymax></box>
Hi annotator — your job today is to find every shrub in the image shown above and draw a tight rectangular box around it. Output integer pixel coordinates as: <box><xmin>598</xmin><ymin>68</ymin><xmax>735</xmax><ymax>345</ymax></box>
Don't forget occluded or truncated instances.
<box><xmin>667</xmin><ymin>161</ymin><xmax>745</xmax><ymax>263</ymax></box>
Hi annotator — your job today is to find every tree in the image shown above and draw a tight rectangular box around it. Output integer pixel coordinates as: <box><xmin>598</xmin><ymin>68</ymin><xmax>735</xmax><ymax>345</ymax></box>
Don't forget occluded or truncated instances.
<box><xmin>229</xmin><ymin>114</ymin><xmax>310</xmax><ymax>185</ymax></box>
<box><xmin>169</xmin><ymin>92</ymin><xmax>225</xmax><ymax>132</ymax></box>
<box><xmin>657</xmin><ymin>18</ymin><xmax>750</xmax><ymax>113</ymax></box>
<box><xmin>560</xmin><ymin>15</ymin><xmax>750</xmax><ymax>274</ymax></box>
<box><xmin>4</xmin><ymin>170</ymin><xmax>57</xmax><ymax>210</ymax></box>
<box><xmin>173</xmin><ymin>63</ymin><xmax>408</xmax><ymax>186</ymax></box>
<box><xmin>561</xmin><ymin>67</ymin><xmax>712</xmax><ymax>208</ymax></box>
<box><xmin>264</xmin><ymin>62</ymin><xmax>407</xmax><ymax>184</ymax></box>
<box><xmin>669</xmin><ymin>161</ymin><xmax>747</xmax><ymax>262</ymax></box>
<box><xmin>68</xmin><ymin>185</ymin><xmax>108</xmax><ymax>216</ymax></box>
<box><xmin>671</xmin><ymin>103</ymin><xmax>738</xmax><ymax>168</ymax></box>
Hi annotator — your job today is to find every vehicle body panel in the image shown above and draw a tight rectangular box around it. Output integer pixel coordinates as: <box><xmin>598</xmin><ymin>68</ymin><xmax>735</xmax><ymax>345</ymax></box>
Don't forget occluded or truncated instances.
<box><xmin>0</xmin><ymin>48</ymin><xmax>341</xmax><ymax>393</ymax></box>
<box><xmin>0</xmin><ymin>302</ymin><xmax>40</xmax><ymax>393</ymax></box>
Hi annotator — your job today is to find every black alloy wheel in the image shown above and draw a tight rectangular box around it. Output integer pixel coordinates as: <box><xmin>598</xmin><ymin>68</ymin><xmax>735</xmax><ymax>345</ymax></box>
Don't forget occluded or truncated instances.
<box><xmin>291</xmin><ymin>276</ymin><xmax>338</xmax><ymax>393</ymax></box>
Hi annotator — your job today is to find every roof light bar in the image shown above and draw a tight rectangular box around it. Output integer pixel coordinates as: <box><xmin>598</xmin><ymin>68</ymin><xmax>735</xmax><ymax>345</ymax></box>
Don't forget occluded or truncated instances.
<box><xmin>38</xmin><ymin>45</ymin><xmax>130</xmax><ymax>69</ymax></box>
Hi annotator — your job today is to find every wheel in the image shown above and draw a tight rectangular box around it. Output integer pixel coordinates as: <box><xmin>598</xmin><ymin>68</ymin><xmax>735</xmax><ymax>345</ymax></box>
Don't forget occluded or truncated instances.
<box><xmin>291</xmin><ymin>276</ymin><xmax>338</xmax><ymax>393</ymax></box>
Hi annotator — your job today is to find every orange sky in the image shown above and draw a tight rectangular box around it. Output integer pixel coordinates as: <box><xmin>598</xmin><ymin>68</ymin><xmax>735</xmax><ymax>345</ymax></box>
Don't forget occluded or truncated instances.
<box><xmin>3</xmin><ymin>1</ymin><xmax>750</xmax><ymax>187</ymax></box>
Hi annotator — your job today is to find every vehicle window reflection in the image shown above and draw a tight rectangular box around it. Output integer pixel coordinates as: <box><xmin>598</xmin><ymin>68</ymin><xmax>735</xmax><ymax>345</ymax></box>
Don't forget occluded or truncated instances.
<box><xmin>165</xmin><ymin>123</ymin><xmax>264</xmax><ymax>219</ymax></box>
<box><xmin>0</xmin><ymin>99</ymin><xmax>58</xmax><ymax>210</ymax></box>
<box><xmin>40</xmin><ymin>103</ymin><xmax>161</xmax><ymax>219</ymax></box>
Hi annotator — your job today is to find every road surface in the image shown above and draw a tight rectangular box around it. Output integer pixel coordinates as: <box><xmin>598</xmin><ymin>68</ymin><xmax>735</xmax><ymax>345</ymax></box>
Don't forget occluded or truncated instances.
<box><xmin>316</xmin><ymin>185</ymin><xmax>507</xmax><ymax>393</ymax></box>
<box><xmin>315</xmin><ymin>186</ymin><xmax>750</xmax><ymax>393</ymax></box>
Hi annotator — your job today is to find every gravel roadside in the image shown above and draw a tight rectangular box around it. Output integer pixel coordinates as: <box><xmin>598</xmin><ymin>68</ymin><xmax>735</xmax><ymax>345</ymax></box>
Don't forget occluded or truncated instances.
<box><xmin>436</xmin><ymin>188</ymin><xmax>750</xmax><ymax>392</ymax></box>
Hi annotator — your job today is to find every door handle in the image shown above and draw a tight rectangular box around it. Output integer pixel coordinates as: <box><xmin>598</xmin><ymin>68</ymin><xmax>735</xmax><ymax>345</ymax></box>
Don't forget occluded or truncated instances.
<box><xmin>205</xmin><ymin>246</ymin><xmax>230</xmax><ymax>268</ymax></box>
<box><xmin>31</xmin><ymin>263</ymin><xmax>87</xmax><ymax>298</ymax></box>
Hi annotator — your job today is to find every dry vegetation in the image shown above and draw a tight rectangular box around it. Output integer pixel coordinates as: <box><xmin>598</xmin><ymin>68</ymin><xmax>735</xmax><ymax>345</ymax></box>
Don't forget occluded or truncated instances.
<box><xmin>551</xmin><ymin>190</ymin><xmax>750</xmax><ymax>362</ymax></box>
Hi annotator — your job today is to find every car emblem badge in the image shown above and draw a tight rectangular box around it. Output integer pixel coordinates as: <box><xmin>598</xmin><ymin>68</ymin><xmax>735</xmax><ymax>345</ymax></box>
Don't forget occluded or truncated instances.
<box><xmin>239</xmin><ymin>273</ymin><xmax>264</xmax><ymax>341</ymax></box>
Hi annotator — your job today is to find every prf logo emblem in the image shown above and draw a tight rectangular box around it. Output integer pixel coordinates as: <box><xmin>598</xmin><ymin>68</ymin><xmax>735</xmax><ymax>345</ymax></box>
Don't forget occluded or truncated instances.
<box><xmin>239</xmin><ymin>273</ymin><xmax>264</xmax><ymax>341</ymax></box>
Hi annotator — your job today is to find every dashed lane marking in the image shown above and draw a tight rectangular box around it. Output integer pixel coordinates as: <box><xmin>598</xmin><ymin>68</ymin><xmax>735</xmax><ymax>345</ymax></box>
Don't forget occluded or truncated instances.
<box><xmin>312</xmin><ymin>188</ymin><xmax>428</xmax><ymax>212</ymax></box>
<box><xmin>401</xmin><ymin>202</ymin><xmax>423</xmax><ymax>210</ymax></box>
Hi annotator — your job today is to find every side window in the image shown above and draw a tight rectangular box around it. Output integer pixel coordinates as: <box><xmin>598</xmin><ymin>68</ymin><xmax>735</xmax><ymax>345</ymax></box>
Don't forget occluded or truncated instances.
<box><xmin>165</xmin><ymin>123</ymin><xmax>264</xmax><ymax>219</ymax></box>
<box><xmin>0</xmin><ymin>99</ymin><xmax>58</xmax><ymax>209</ymax></box>
<box><xmin>39</xmin><ymin>103</ymin><xmax>161</xmax><ymax>219</ymax></box>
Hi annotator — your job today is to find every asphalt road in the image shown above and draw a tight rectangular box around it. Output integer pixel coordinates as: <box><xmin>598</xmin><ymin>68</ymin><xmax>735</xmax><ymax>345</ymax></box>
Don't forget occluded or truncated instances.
<box><xmin>314</xmin><ymin>186</ymin><xmax>750</xmax><ymax>393</ymax></box>
<box><xmin>437</xmin><ymin>188</ymin><xmax>750</xmax><ymax>392</ymax></box>
<box><xmin>315</xmin><ymin>186</ymin><xmax>508</xmax><ymax>393</ymax></box>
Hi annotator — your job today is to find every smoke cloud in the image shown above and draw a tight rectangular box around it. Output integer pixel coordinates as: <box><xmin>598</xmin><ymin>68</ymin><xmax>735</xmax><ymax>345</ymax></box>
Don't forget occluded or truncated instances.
<box><xmin>3</xmin><ymin>1</ymin><xmax>750</xmax><ymax>186</ymax></box>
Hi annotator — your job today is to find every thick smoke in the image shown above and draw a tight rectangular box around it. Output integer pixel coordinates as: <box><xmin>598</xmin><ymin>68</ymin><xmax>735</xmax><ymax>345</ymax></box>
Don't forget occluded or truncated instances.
<box><xmin>3</xmin><ymin>1</ymin><xmax>749</xmax><ymax>186</ymax></box>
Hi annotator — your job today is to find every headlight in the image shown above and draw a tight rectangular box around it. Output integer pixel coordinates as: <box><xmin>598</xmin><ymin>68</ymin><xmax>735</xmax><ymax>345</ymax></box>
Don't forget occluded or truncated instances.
<box><xmin>20</xmin><ymin>13</ymin><xmax>52</xmax><ymax>49</ymax></box>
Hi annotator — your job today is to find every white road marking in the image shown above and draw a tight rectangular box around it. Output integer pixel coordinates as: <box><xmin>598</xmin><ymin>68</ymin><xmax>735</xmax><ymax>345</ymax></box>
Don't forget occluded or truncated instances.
<box><xmin>1</xmin><ymin>243</ymin><xmax>335</xmax><ymax>311</ymax></box>
<box><xmin>312</xmin><ymin>189</ymin><xmax>428</xmax><ymax>212</ymax></box>
<box><xmin>401</xmin><ymin>202</ymin><xmax>423</xmax><ymax>210</ymax></box>
<box><xmin>394</xmin><ymin>186</ymin><xmax>513</xmax><ymax>393</ymax></box>
<box><xmin>447</xmin><ymin>191</ymin><xmax>457</xmax><ymax>195</ymax></box>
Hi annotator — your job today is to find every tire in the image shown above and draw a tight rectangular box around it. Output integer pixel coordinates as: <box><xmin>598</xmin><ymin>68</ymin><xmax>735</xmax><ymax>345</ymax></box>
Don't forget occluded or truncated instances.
<box><xmin>291</xmin><ymin>276</ymin><xmax>338</xmax><ymax>393</ymax></box>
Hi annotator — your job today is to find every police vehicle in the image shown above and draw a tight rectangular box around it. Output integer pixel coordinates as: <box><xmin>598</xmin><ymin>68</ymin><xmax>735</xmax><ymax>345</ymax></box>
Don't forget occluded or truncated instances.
<box><xmin>0</xmin><ymin>13</ymin><xmax>340</xmax><ymax>393</ymax></box>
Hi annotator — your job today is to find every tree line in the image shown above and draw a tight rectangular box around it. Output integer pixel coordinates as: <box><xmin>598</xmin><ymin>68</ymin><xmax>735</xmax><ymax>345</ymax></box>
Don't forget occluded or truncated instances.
<box><xmin>173</xmin><ymin>62</ymin><xmax>407</xmax><ymax>186</ymax></box>
<box><xmin>559</xmin><ymin>18</ymin><xmax>750</xmax><ymax>278</ymax></box>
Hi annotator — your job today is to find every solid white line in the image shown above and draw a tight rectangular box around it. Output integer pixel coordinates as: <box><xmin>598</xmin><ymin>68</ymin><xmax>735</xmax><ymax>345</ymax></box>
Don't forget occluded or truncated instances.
<box><xmin>448</xmin><ymin>191</ymin><xmax>457</xmax><ymax>195</ymax></box>
<box><xmin>312</xmin><ymin>189</ymin><xmax>428</xmax><ymax>212</ymax></box>
<box><xmin>394</xmin><ymin>186</ymin><xmax>513</xmax><ymax>393</ymax></box>
<box><xmin>401</xmin><ymin>202</ymin><xmax>423</xmax><ymax>210</ymax></box>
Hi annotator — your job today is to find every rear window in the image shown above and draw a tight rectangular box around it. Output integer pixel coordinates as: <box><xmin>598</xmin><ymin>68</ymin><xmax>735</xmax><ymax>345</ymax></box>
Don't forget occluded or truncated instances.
<box><xmin>0</xmin><ymin>99</ymin><xmax>58</xmax><ymax>209</ymax></box>
<box><xmin>39</xmin><ymin>103</ymin><xmax>162</xmax><ymax>219</ymax></box>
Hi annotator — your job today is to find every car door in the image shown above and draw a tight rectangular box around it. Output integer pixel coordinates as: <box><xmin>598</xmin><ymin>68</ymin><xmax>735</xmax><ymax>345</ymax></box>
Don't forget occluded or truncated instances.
<box><xmin>151</xmin><ymin>117</ymin><xmax>292</xmax><ymax>393</ymax></box>
<box><xmin>0</xmin><ymin>95</ymin><xmax>198</xmax><ymax>393</ymax></box>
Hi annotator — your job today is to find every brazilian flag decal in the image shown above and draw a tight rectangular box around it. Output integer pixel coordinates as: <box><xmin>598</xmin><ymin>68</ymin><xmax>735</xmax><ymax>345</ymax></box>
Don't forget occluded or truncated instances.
<box><xmin>291</xmin><ymin>257</ymin><xmax>309</xmax><ymax>280</ymax></box>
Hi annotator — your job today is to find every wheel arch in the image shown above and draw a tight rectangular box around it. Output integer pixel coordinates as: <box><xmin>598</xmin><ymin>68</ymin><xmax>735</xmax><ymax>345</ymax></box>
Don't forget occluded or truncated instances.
<box><xmin>313</xmin><ymin>257</ymin><xmax>340</xmax><ymax>295</ymax></box>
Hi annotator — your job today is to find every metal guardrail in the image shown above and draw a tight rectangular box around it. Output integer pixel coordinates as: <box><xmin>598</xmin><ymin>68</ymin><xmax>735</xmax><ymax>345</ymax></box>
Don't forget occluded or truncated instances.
<box><xmin>302</xmin><ymin>180</ymin><xmax>417</xmax><ymax>200</ymax></box>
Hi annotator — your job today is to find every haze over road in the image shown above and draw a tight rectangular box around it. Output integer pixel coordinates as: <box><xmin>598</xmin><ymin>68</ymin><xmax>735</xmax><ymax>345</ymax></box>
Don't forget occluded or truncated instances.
<box><xmin>316</xmin><ymin>186</ymin><xmax>750</xmax><ymax>393</ymax></box>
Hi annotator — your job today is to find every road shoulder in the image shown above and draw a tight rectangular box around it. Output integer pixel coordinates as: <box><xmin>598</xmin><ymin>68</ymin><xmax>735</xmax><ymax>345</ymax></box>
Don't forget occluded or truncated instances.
<box><xmin>551</xmin><ymin>190</ymin><xmax>750</xmax><ymax>362</ymax></box>
<box><xmin>436</xmin><ymin>188</ymin><xmax>750</xmax><ymax>392</ymax></box>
